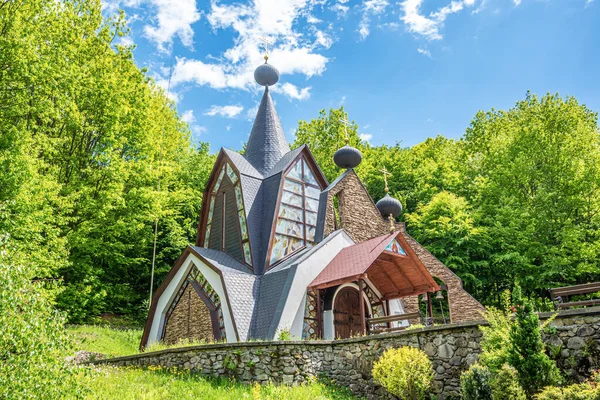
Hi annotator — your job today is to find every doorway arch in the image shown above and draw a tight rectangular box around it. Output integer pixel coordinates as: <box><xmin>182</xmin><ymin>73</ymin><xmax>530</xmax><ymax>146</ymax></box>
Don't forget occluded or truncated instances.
<box><xmin>333</xmin><ymin>286</ymin><xmax>370</xmax><ymax>339</ymax></box>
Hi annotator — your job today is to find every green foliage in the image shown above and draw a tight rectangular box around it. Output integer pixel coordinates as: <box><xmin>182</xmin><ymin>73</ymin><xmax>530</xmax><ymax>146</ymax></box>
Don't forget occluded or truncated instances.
<box><xmin>277</xmin><ymin>328</ymin><xmax>293</xmax><ymax>341</ymax></box>
<box><xmin>536</xmin><ymin>372</ymin><xmax>600</xmax><ymax>400</ymax></box>
<box><xmin>0</xmin><ymin>264</ymin><xmax>85</xmax><ymax>399</ymax></box>
<box><xmin>478</xmin><ymin>290</ymin><xmax>513</xmax><ymax>371</ymax></box>
<box><xmin>461</xmin><ymin>363</ymin><xmax>493</xmax><ymax>400</ymax></box>
<box><xmin>0</xmin><ymin>0</ymin><xmax>214</xmax><ymax>323</ymax></box>
<box><xmin>372</xmin><ymin>347</ymin><xmax>433</xmax><ymax>400</ymax></box>
<box><xmin>491</xmin><ymin>364</ymin><xmax>527</xmax><ymax>400</ymax></box>
<box><xmin>508</xmin><ymin>289</ymin><xmax>561</xmax><ymax>396</ymax></box>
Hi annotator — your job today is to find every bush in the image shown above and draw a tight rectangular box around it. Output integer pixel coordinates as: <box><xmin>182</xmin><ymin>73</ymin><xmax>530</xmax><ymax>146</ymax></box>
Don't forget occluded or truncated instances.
<box><xmin>536</xmin><ymin>371</ymin><xmax>600</xmax><ymax>400</ymax></box>
<box><xmin>491</xmin><ymin>364</ymin><xmax>526</xmax><ymax>400</ymax></box>
<box><xmin>461</xmin><ymin>363</ymin><xmax>493</xmax><ymax>400</ymax></box>
<box><xmin>508</xmin><ymin>288</ymin><xmax>561</xmax><ymax>396</ymax></box>
<box><xmin>372</xmin><ymin>347</ymin><xmax>433</xmax><ymax>400</ymax></box>
<box><xmin>0</xmin><ymin>263</ymin><xmax>85</xmax><ymax>399</ymax></box>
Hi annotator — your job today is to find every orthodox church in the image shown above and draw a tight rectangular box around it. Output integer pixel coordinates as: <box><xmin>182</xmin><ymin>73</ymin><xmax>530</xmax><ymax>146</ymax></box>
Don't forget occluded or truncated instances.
<box><xmin>140</xmin><ymin>55</ymin><xmax>484</xmax><ymax>349</ymax></box>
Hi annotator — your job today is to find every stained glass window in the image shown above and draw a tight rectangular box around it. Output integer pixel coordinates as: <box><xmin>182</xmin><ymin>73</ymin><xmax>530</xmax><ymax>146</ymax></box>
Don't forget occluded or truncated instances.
<box><xmin>269</xmin><ymin>157</ymin><xmax>322</xmax><ymax>265</ymax></box>
<box><xmin>204</xmin><ymin>161</ymin><xmax>252</xmax><ymax>267</ymax></box>
<box><xmin>385</xmin><ymin>238</ymin><xmax>406</xmax><ymax>256</ymax></box>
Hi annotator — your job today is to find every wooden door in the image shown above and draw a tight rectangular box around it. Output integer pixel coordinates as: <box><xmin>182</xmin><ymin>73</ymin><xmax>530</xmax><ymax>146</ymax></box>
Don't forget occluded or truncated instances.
<box><xmin>333</xmin><ymin>287</ymin><xmax>365</xmax><ymax>339</ymax></box>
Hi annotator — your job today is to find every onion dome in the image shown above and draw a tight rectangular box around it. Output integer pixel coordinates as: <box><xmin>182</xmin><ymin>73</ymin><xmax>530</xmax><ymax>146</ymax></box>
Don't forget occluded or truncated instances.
<box><xmin>376</xmin><ymin>194</ymin><xmax>403</xmax><ymax>218</ymax></box>
<box><xmin>254</xmin><ymin>61</ymin><xmax>279</xmax><ymax>87</ymax></box>
<box><xmin>333</xmin><ymin>144</ymin><xmax>362</xmax><ymax>169</ymax></box>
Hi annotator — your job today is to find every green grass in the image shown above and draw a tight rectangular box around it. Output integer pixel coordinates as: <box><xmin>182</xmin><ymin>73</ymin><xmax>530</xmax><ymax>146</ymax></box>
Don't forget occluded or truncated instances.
<box><xmin>68</xmin><ymin>325</ymin><xmax>143</xmax><ymax>357</ymax></box>
<box><xmin>68</xmin><ymin>325</ymin><xmax>358</xmax><ymax>399</ymax></box>
<box><xmin>81</xmin><ymin>366</ymin><xmax>357</xmax><ymax>400</ymax></box>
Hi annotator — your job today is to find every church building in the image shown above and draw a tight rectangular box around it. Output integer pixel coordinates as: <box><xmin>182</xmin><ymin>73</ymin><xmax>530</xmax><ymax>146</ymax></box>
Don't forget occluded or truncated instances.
<box><xmin>140</xmin><ymin>55</ymin><xmax>484</xmax><ymax>349</ymax></box>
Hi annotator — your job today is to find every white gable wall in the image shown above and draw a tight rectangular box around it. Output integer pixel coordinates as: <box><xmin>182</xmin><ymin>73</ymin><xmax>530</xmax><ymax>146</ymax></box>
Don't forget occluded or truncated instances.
<box><xmin>146</xmin><ymin>253</ymin><xmax>238</xmax><ymax>347</ymax></box>
<box><xmin>281</xmin><ymin>231</ymin><xmax>356</xmax><ymax>339</ymax></box>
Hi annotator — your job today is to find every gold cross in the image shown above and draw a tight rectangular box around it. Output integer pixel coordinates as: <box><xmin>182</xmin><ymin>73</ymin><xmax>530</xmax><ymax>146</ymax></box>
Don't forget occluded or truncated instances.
<box><xmin>339</xmin><ymin>118</ymin><xmax>351</xmax><ymax>144</ymax></box>
<box><xmin>259</xmin><ymin>35</ymin><xmax>273</xmax><ymax>61</ymax></box>
<box><xmin>388</xmin><ymin>213</ymin><xmax>395</xmax><ymax>233</ymax></box>
<box><xmin>378</xmin><ymin>167</ymin><xmax>391</xmax><ymax>193</ymax></box>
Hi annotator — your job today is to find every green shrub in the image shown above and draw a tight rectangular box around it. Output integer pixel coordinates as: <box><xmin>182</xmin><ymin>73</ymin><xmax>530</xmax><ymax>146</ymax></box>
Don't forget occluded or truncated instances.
<box><xmin>536</xmin><ymin>371</ymin><xmax>600</xmax><ymax>400</ymax></box>
<box><xmin>461</xmin><ymin>363</ymin><xmax>493</xmax><ymax>400</ymax></box>
<box><xmin>372</xmin><ymin>347</ymin><xmax>433</xmax><ymax>400</ymax></box>
<box><xmin>536</xmin><ymin>384</ymin><xmax>600</xmax><ymax>400</ymax></box>
<box><xmin>491</xmin><ymin>364</ymin><xmax>526</xmax><ymax>400</ymax></box>
<box><xmin>0</xmin><ymin>264</ymin><xmax>85</xmax><ymax>399</ymax></box>
<box><xmin>508</xmin><ymin>288</ymin><xmax>561</xmax><ymax>396</ymax></box>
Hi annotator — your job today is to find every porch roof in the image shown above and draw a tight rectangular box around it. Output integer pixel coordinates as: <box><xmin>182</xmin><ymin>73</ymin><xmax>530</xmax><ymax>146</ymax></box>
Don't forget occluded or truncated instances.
<box><xmin>308</xmin><ymin>231</ymin><xmax>439</xmax><ymax>300</ymax></box>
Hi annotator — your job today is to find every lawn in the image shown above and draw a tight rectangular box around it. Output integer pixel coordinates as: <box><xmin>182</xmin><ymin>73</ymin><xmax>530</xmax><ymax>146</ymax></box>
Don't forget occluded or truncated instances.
<box><xmin>68</xmin><ymin>325</ymin><xmax>143</xmax><ymax>357</ymax></box>
<box><xmin>69</xmin><ymin>325</ymin><xmax>357</xmax><ymax>399</ymax></box>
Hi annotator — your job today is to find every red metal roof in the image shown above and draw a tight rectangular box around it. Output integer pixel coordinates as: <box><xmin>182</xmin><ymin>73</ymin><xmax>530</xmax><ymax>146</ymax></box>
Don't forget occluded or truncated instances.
<box><xmin>309</xmin><ymin>232</ymin><xmax>397</xmax><ymax>288</ymax></box>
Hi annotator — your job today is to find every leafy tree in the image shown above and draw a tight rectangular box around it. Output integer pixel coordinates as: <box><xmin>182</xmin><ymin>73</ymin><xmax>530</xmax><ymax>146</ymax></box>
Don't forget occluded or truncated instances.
<box><xmin>0</xmin><ymin>263</ymin><xmax>84</xmax><ymax>399</ymax></box>
<box><xmin>293</xmin><ymin>107</ymin><xmax>369</xmax><ymax>183</ymax></box>
<box><xmin>405</xmin><ymin>191</ymin><xmax>490</xmax><ymax>297</ymax></box>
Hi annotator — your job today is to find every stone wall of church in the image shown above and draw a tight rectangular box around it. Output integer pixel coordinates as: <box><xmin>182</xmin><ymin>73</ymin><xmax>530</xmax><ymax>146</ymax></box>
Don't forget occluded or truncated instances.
<box><xmin>322</xmin><ymin>169</ymin><xmax>484</xmax><ymax>324</ymax></box>
<box><xmin>92</xmin><ymin>308</ymin><xmax>600</xmax><ymax>400</ymax></box>
<box><xmin>162</xmin><ymin>284</ymin><xmax>215</xmax><ymax>345</ymax></box>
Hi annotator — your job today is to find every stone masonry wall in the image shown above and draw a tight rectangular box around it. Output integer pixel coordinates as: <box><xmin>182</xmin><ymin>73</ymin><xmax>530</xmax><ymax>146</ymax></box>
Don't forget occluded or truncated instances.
<box><xmin>323</xmin><ymin>170</ymin><xmax>484</xmax><ymax>324</ymax></box>
<box><xmin>163</xmin><ymin>284</ymin><xmax>214</xmax><ymax>345</ymax></box>
<box><xmin>94</xmin><ymin>308</ymin><xmax>600</xmax><ymax>399</ymax></box>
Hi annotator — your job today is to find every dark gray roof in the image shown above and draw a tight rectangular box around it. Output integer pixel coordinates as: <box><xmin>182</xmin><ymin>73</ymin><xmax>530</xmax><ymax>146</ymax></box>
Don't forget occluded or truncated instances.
<box><xmin>191</xmin><ymin>231</ymin><xmax>349</xmax><ymax>340</ymax></box>
<box><xmin>223</xmin><ymin>148</ymin><xmax>262</xmax><ymax>179</ymax></box>
<box><xmin>245</xmin><ymin>87</ymin><xmax>290</xmax><ymax>175</ymax></box>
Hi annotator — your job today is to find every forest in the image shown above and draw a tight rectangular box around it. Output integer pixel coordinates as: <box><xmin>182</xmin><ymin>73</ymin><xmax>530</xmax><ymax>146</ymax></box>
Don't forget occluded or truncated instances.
<box><xmin>2</xmin><ymin>0</ymin><xmax>600</xmax><ymax>328</ymax></box>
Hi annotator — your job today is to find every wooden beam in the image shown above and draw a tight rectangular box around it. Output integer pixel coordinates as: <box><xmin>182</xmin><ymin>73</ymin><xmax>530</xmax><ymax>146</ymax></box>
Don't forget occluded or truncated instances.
<box><xmin>385</xmin><ymin>299</ymin><xmax>391</xmax><ymax>329</ymax></box>
<box><xmin>316</xmin><ymin>289</ymin><xmax>322</xmax><ymax>339</ymax></box>
<box><xmin>310</xmin><ymin>274</ymin><xmax>365</xmax><ymax>290</ymax></box>
<box><xmin>359</xmin><ymin>280</ymin><xmax>366</xmax><ymax>336</ymax></box>
<box><xmin>375</xmin><ymin>263</ymin><xmax>402</xmax><ymax>293</ymax></box>
<box><xmin>427</xmin><ymin>292</ymin><xmax>434</xmax><ymax>326</ymax></box>
<box><xmin>375</xmin><ymin>258</ymin><xmax>415</xmax><ymax>291</ymax></box>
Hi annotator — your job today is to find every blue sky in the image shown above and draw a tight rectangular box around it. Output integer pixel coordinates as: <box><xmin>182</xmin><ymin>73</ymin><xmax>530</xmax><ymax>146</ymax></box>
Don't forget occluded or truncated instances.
<box><xmin>103</xmin><ymin>0</ymin><xmax>599</xmax><ymax>153</ymax></box>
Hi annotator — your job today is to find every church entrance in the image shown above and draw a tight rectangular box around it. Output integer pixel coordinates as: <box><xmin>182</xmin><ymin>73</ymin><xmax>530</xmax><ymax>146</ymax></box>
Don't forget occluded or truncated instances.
<box><xmin>333</xmin><ymin>286</ymin><xmax>367</xmax><ymax>339</ymax></box>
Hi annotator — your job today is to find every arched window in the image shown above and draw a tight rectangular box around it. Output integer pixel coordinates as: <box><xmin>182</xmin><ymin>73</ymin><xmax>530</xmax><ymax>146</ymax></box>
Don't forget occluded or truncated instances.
<box><xmin>269</xmin><ymin>158</ymin><xmax>321</xmax><ymax>265</ymax></box>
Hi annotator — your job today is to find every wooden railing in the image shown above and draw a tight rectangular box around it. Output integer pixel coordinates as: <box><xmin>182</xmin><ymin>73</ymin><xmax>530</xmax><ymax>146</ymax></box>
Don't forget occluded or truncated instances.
<box><xmin>367</xmin><ymin>312</ymin><xmax>421</xmax><ymax>334</ymax></box>
<box><xmin>550</xmin><ymin>282</ymin><xmax>600</xmax><ymax>310</ymax></box>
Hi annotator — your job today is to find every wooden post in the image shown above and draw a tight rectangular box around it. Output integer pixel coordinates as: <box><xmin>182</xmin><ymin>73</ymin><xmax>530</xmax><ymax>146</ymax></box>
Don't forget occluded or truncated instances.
<box><xmin>316</xmin><ymin>289</ymin><xmax>322</xmax><ymax>339</ymax></box>
<box><xmin>385</xmin><ymin>299</ymin><xmax>391</xmax><ymax>329</ymax></box>
<box><xmin>359</xmin><ymin>280</ymin><xmax>366</xmax><ymax>335</ymax></box>
<box><xmin>427</xmin><ymin>292</ymin><xmax>434</xmax><ymax>326</ymax></box>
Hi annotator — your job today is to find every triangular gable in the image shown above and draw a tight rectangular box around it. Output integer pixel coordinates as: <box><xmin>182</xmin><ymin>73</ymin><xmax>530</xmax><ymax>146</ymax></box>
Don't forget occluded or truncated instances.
<box><xmin>309</xmin><ymin>231</ymin><xmax>439</xmax><ymax>299</ymax></box>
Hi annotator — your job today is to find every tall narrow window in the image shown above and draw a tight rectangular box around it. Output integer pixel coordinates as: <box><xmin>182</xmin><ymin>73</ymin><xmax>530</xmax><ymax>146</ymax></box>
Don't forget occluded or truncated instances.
<box><xmin>269</xmin><ymin>158</ymin><xmax>321</xmax><ymax>265</ymax></box>
<box><xmin>203</xmin><ymin>162</ymin><xmax>252</xmax><ymax>266</ymax></box>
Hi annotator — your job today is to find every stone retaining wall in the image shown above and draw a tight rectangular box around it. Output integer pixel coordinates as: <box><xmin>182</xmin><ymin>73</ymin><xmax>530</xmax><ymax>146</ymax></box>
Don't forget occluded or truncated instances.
<box><xmin>92</xmin><ymin>308</ymin><xmax>600</xmax><ymax>399</ymax></box>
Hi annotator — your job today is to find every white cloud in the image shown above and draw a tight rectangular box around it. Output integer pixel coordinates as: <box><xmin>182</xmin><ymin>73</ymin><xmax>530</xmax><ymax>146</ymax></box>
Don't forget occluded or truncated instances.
<box><xmin>143</xmin><ymin>0</ymin><xmax>201</xmax><ymax>52</ymax></box>
<box><xmin>359</xmin><ymin>133</ymin><xmax>373</xmax><ymax>142</ymax></box>
<box><xmin>332</xmin><ymin>3</ymin><xmax>350</xmax><ymax>16</ymax></box>
<box><xmin>417</xmin><ymin>47</ymin><xmax>432</xmax><ymax>57</ymax></box>
<box><xmin>204</xmin><ymin>105</ymin><xmax>244</xmax><ymax>118</ymax></box>
<box><xmin>278</xmin><ymin>82</ymin><xmax>311</xmax><ymax>100</ymax></box>
<box><xmin>359</xmin><ymin>0</ymin><xmax>389</xmax><ymax>39</ymax></box>
<box><xmin>339</xmin><ymin>95</ymin><xmax>347</xmax><ymax>106</ymax></box>
<box><xmin>179</xmin><ymin>109</ymin><xmax>206</xmax><ymax>138</ymax></box>
<box><xmin>513</xmin><ymin>0</ymin><xmax>521</xmax><ymax>5</ymax></box>
<box><xmin>246</xmin><ymin>104</ymin><xmax>260</xmax><ymax>121</ymax></box>
<box><xmin>400</xmin><ymin>0</ymin><xmax>478</xmax><ymax>41</ymax></box>
<box><xmin>165</xmin><ymin>0</ymin><xmax>331</xmax><ymax>100</ymax></box>
<box><xmin>180</xmin><ymin>109</ymin><xmax>196</xmax><ymax>124</ymax></box>
<box><xmin>226</xmin><ymin>125</ymin><xmax>232</xmax><ymax>132</ymax></box>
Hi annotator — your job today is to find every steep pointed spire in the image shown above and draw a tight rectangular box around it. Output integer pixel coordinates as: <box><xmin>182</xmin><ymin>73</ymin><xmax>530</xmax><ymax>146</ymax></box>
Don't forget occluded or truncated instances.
<box><xmin>245</xmin><ymin>56</ymin><xmax>290</xmax><ymax>174</ymax></box>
